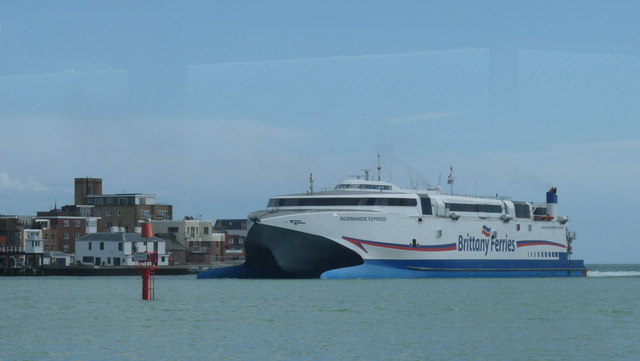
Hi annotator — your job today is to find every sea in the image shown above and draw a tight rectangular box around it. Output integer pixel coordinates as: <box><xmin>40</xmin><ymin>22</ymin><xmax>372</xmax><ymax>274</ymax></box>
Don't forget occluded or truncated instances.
<box><xmin>1</xmin><ymin>264</ymin><xmax>638</xmax><ymax>361</ymax></box>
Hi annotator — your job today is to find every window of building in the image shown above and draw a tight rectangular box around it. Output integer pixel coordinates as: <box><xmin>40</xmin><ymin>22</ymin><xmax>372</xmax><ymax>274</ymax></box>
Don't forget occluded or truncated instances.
<box><xmin>75</xmin><ymin>232</ymin><xmax>80</xmax><ymax>239</ymax></box>
<box><xmin>96</xmin><ymin>198</ymin><xmax>104</xmax><ymax>206</ymax></box>
<box><xmin>88</xmin><ymin>242</ymin><xmax>92</xmax><ymax>250</ymax></box>
<box><xmin>157</xmin><ymin>210</ymin><xmax>167</xmax><ymax>219</ymax></box>
<box><xmin>64</xmin><ymin>232</ymin><xmax>69</xmax><ymax>240</ymax></box>
<box><xmin>75</xmin><ymin>220</ymin><xmax>81</xmax><ymax>227</ymax></box>
<box><xmin>117</xmin><ymin>210</ymin><xmax>121</xmax><ymax>216</ymax></box>
<box><xmin>51</xmin><ymin>233</ymin><xmax>55</xmax><ymax>240</ymax></box>
<box><xmin>140</xmin><ymin>210</ymin><xmax>150</xmax><ymax>219</ymax></box>
<box><xmin>107</xmin><ymin>197</ymin><xmax>114</xmax><ymax>205</ymax></box>
<box><xmin>118</xmin><ymin>242</ymin><xmax>123</xmax><ymax>251</ymax></box>
<box><xmin>204</xmin><ymin>227</ymin><xmax>209</xmax><ymax>235</ymax></box>
<box><xmin>107</xmin><ymin>257</ymin><xmax>111</xmax><ymax>264</ymax></box>
<box><xmin>118</xmin><ymin>198</ymin><xmax>127</xmax><ymax>205</ymax></box>
<box><xmin>168</xmin><ymin>227</ymin><xmax>179</xmax><ymax>233</ymax></box>
<box><xmin>161</xmin><ymin>256</ymin><xmax>166</xmax><ymax>263</ymax></box>
<box><xmin>100</xmin><ymin>242</ymin><xmax>104</xmax><ymax>250</ymax></box>
<box><xmin>63</xmin><ymin>220</ymin><xmax>69</xmax><ymax>227</ymax></box>
<box><xmin>96</xmin><ymin>210</ymin><xmax>101</xmax><ymax>217</ymax></box>
<box><xmin>106</xmin><ymin>210</ymin><xmax>113</xmax><ymax>216</ymax></box>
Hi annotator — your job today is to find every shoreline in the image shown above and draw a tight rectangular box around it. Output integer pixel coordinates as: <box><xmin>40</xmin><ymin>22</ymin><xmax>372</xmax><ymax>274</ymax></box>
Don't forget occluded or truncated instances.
<box><xmin>1</xmin><ymin>261</ymin><xmax>243</xmax><ymax>277</ymax></box>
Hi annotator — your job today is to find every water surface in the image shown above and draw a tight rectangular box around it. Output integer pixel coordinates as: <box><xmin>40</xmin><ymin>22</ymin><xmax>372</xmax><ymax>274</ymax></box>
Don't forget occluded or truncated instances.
<box><xmin>1</xmin><ymin>264</ymin><xmax>638</xmax><ymax>360</ymax></box>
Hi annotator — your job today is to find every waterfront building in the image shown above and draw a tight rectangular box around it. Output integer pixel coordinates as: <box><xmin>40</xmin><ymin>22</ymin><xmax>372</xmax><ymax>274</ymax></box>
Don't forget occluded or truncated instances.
<box><xmin>35</xmin><ymin>205</ymin><xmax>100</xmax><ymax>253</ymax></box>
<box><xmin>213</xmin><ymin>219</ymin><xmax>248</xmax><ymax>261</ymax></box>
<box><xmin>150</xmin><ymin>218</ymin><xmax>217</xmax><ymax>264</ymax></box>
<box><xmin>0</xmin><ymin>217</ymin><xmax>44</xmax><ymax>267</ymax></box>
<box><xmin>74</xmin><ymin>178</ymin><xmax>173</xmax><ymax>232</ymax></box>
<box><xmin>75</xmin><ymin>231</ymin><xmax>169</xmax><ymax>266</ymax></box>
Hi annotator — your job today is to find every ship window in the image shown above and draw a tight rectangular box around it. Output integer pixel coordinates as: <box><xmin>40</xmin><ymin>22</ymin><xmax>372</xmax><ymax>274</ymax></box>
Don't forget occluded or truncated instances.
<box><xmin>420</xmin><ymin>196</ymin><xmax>432</xmax><ymax>215</ymax></box>
<box><xmin>357</xmin><ymin>184</ymin><xmax>392</xmax><ymax>190</ymax></box>
<box><xmin>477</xmin><ymin>204</ymin><xmax>503</xmax><ymax>213</ymax></box>
<box><xmin>514</xmin><ymin>203</ymin><xmax>531</xmax><ymax>218</ymax></box>
<box><xmin>533</xmin><ymin>207</ymin><xmax>548</xmax><ymax>215</ymax></box>
<box><xmin>267</xmin><ymin>197</ymin><xmax>417</xmax><ymax>207</ymax></box>
<box><xmin>447</xmin><ymin>203</ymin><xmax>502</xmax><ymax>213</ymax></box>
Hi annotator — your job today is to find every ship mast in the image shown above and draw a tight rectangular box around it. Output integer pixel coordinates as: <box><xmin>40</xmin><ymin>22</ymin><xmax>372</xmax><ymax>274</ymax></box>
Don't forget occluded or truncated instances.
<box><xmin>377</xmin><ymin>154</ymin><xmax>382</xmax><ymax>181</ymax></box>
<box><xmin>448</xmin><ymin>166</ymin><xmax>454</xmax><ymax>195</ymax></box>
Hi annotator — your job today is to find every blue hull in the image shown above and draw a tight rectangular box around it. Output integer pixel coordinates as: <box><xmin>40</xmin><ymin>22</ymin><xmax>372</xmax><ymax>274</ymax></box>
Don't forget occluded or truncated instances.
<box><xmin>198</xmin><ymin>258</ymin><xmax>587</xmax><ymax>279</ymax></box>
<box><xmin>320</xmin><ymin>258</ymin><xmax>587</xmax><ymax>279</ymax></box>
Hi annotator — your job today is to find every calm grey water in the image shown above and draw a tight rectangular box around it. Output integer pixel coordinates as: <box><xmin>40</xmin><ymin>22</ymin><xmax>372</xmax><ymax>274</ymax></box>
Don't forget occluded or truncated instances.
<box><xmin>1</xmin><ymin>265</ymin><xmax>639</xmax><ymax>361</ymax></box>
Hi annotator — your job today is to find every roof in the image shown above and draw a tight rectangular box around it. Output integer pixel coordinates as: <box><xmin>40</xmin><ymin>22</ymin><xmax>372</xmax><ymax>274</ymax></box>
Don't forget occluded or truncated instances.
<box><xmin>214</xmin><ymin>219</ymin><xmax>247</xmax><ymax>230</ymax></box>
<box><xmin>77</xmin><ymin>232</ymin><xmax>165</xmax><ymax>243</ymax></box>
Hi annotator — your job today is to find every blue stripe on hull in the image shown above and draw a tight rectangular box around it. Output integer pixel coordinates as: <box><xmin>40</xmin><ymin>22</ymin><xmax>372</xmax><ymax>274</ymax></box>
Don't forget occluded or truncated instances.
<box><xmin>320</xmin><ymin>259</ymin><xmax>587</xmax><ymax>279</ymax></box>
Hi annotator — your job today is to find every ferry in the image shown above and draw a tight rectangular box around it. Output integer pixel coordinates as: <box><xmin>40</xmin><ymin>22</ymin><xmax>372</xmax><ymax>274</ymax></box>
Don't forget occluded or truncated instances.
<box><xmin>198</xmin><ymin>169</ymin><xmax>586</xmax><ymax>279</ymax></box>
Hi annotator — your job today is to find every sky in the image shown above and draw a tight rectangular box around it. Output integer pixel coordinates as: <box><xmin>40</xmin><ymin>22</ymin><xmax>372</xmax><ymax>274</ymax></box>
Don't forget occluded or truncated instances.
<box><xmin>1</xmin><ymin>1</ymin><xmax>639</xmax><ymax>263</ymax></box>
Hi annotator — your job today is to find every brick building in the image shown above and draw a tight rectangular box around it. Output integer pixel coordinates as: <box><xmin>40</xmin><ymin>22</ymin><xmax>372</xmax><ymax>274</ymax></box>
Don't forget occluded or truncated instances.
<box><xmin>213</xmin><ymin>219</ymin><xmax>248</xmax><ymax>261</ymax></box>
<box><xmin>74</xmin><ymin>178</ymin><xmax>172</xmax><ymax>232</ymax></box>
<box><xmin>36</xmin><ymin>205</ymin><xmax>99</xmax><ymax>253</ymax></box>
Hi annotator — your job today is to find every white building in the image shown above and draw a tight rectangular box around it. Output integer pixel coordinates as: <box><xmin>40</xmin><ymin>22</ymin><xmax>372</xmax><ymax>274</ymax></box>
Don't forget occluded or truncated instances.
<box><xmin>150</xmin><ymin>219</ymin><xmax>218</xmax><ymax>253</ymax></box>
<box><xmin>75</xmin><ymin>232</ymin><xmax>169</xmax><ymax>266</ymax></box>
<box><xmin>24</xmin><ymin>230</ymin><xmax>44</xmax><ymax>254</ymax></box>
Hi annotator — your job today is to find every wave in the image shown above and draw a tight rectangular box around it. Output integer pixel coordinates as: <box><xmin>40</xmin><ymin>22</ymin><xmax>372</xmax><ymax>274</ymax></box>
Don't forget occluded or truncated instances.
<box><xmin>587</xmin><ymin>270</ymin><xmax>640</xmax><ymax>278</ymax></box>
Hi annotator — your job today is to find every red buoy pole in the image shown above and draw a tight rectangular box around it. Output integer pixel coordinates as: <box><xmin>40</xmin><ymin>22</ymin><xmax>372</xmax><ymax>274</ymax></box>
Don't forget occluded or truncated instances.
<box><xmin>138</xmin><ymin>221</ymin><xmax>156</xmax><ymax>301</ymax></box>
<box><xmin>141</xmin><ymin>268</ymin><xmax>151</xmax><ymax>300</ymax></box>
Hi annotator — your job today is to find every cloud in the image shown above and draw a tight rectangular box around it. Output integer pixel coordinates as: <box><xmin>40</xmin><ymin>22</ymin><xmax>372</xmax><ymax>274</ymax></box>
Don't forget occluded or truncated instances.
<box><xmin>0</xmin><ymin>172</ymin><xmax>49</xmax><ymax>192</ymax></box>
<box><xmin>382</xmin><ymin>112</ymin><xmax>462</xmax><ymax>124</ymax></box>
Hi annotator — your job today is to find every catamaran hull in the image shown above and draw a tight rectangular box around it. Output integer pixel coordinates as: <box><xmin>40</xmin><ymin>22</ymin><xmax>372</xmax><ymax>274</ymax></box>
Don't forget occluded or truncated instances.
<box><xmin>197</xmin><ymin>222</ymin><xmax>586</xmax><ymax>279</ymax></box>
<box><xmin>197</xmin><ymin>223</ymin><xmax>363</xmax><ymax>279</ymax></box>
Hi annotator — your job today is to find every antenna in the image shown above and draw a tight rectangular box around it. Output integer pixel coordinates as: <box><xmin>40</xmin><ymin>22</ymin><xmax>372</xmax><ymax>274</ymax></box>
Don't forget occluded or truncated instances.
<box><xmin>377</xmin><ymin>154</ymin><xmax>382</xmax><ymax>181</ymax></box>
<box><xmin>308</xmin><ymin>173</ymin><xmax>314</xmax><ymax>195</ymax></box>
<box><xmin>447</xmin><ymin>166</ymin><xmax>454</xmax><ymax>195</ymax></box>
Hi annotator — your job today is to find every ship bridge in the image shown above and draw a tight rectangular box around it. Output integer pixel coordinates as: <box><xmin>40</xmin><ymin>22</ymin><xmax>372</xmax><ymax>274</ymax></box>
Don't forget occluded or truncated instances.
<box><xmin>333</xmin><ymin>179</ymin><xmax>399</xmax><ymax>192</ymax></box>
